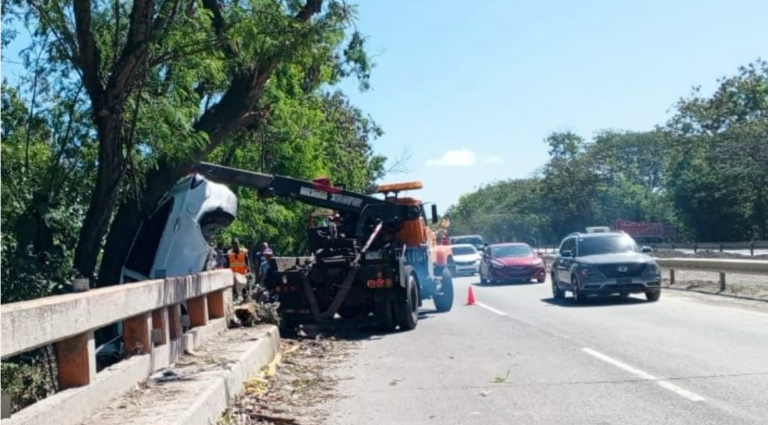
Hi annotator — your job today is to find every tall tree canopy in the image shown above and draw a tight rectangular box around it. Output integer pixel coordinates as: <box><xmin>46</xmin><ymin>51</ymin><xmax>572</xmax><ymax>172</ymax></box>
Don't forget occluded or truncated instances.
<box><xmin>2</xmin><ymin>0</ymin><xmax>380</xmax><ymax>289</ymax></box>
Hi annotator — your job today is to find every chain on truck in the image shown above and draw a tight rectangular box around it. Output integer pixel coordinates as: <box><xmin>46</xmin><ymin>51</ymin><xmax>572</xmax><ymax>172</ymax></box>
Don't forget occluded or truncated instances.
<box><xmin>196</xmin><ymin>162</ymin><xmax>455</xmax><ymax>332</ymax></box>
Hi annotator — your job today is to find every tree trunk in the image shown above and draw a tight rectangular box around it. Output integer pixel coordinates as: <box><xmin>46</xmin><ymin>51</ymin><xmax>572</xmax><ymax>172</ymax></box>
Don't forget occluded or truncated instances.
<box><xmin>73</xmin><ymin>115</ymin><xmax>125</xmax><ymax>280</ymax></box>
<box><xmin>96</xmin><ymin>161</ymin><xmax>181</xmax><ymax>286</ymax></box>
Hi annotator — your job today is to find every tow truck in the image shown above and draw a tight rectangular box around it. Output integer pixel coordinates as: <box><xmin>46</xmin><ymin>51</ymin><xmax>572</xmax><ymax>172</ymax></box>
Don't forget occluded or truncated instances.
<box><xmin>195</xmin><ymin>162</ymin><xmax>454</xmax><ymax>331</ymax></box>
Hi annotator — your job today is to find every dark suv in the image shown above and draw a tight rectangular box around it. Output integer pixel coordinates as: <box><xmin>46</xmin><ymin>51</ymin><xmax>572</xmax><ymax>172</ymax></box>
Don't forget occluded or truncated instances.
<box><xmin>551</xmin><ymin>231</ymin><xmax>662</xmax><ymax>302</ymax></box>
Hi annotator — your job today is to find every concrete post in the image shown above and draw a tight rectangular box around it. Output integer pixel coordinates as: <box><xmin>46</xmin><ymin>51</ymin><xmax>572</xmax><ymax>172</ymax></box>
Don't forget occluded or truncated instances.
<box><xmin>167</xmin><ymin>304</ymin><xmax>182</xmax><ymax>339</ymax></box>
<box><xmin>207</xmin><ymin>290</ymin><xmax>225</xmax><ymax>319</ymax></box>
<box><xmin>670</xmin><ymin>269</ymin><xmax>675</xmax><ymax>285</ymax></box>
<box><xmin>2</xmin><ymin>392</ymin><xmax>12</xmax><ymax>419</ymax></box>
<box><xmin>719</xmin><ymin>272</ymin><xmax>726</xmax><ymax>291</ymax></box>
<box><xmin>72</xmin><ymin>278</ymin><xmax>90</xmax><ymax>293</ymax></box>
<box><xmin>188</xmin><ymin>296</ymin><xmax>209</xmax><ymax>328</ymax></box>
<box><xmin>151</xmin><ymin>308</ymin><xmax>169</xmax><ymax>345</ymax></box>
<box><xmin>123</xmin><ymin>313</ymin><xmax>152</xmax><ymax>357</ymax></box>
<box><xmin>55</xmin><ymin>331</ymin><xmax>96</xmax><ymax>389</ymax></box>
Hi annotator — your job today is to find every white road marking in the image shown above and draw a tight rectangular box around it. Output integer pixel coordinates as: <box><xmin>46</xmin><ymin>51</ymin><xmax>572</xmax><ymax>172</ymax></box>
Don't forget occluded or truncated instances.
<box><xmin>582</xmin><ymin>347</ymin><xmax>705</xmax><ymax>402</ymax></box>
<box><xmin>475</xmin><ymin>301</ymin><xmax>508</xmax><ymax>316</ymax></box>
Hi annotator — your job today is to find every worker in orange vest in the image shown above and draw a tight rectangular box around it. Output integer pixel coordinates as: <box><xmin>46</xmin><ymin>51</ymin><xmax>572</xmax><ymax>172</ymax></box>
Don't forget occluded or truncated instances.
<box><xmin>226</xmin><ymin>238</ymin><xmax>250</xmax><ymax>276</ymax></box>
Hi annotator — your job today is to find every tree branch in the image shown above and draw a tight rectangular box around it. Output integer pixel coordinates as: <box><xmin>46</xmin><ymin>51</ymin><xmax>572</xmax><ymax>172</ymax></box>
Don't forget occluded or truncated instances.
<box><xmin>73</xmin><ymin>0</ymin><xmax>105</xmax><ymax>102</ymax></box>
<box><xmin>201</xmin><ymin>0</ymin><xmax>238</xmax><ymax>58</ymax></box>
<box><xmin>108</xmin><ymin>0</ymin><xmax>155</xmax><ymax>96</ymax></box>
<box><xmin>295</xmin><ymin>0</ymin><xmax>323</xmax><ymax>21</ymax></box>
<box><xmin>27</xmin><ymin>0</ymin><xmax>78</xmax><ymax>66</ymax></box>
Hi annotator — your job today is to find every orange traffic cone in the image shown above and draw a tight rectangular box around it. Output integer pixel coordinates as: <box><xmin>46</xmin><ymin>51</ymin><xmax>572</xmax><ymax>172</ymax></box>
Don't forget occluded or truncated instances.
<box><xmin>467</xmin><ymin>286</ymin><xmax>476</xmax><ymax>306</ymax></box>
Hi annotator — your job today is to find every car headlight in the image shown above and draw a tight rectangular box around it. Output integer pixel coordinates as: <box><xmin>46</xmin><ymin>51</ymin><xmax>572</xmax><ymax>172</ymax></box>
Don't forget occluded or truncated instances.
<box><xmin>647</xmin><ymin>263</ymin><xmax>661</xmax><ymax>275</ymax></box>
<box><xmin>580</xmin><ymin>265</ymin><xmax>596</xmax><ymax>277</ymax></box>
<box><xmin>491</xmin><ymin>261</ymin><xmax>504</xmax><ymax>269</ymax></box>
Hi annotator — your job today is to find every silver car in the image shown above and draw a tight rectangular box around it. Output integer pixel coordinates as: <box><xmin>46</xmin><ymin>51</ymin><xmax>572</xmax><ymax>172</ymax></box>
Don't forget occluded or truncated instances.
<box><xmin>551</xmin><ymin>232</ymin><xmax>662</xmax><ymax>302</ymax></box>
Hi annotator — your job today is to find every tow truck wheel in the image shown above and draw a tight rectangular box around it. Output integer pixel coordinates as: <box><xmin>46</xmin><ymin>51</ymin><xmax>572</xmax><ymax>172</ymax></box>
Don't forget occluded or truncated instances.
<box><xmin>374</xmin><ymin>300</ymin><xmax>395</xmax><ymax>330</ymax></box>
<box><xmin>394</xmin><ymin>273</ymin><xmax>419</xmax><ymax>331</ymax></box>
<box><xmin>434</xmin><ymin>269</ymin><xmax>454</xmax><ymax>313</ymax></box>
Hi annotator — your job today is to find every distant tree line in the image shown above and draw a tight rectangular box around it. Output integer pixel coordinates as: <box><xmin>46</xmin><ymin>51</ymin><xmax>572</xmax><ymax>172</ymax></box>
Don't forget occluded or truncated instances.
<box><xmin>446</xmin><ymin>61</ymin><xmax>768</xmax><ymax>246</ymax></box>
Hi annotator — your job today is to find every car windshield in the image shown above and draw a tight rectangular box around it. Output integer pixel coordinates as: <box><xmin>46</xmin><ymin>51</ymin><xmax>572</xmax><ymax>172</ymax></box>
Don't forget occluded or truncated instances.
<box><xmin>578</xmin><ymin>235</ymin><xmax>639</xmax><ymax>256</ymax></box>
<box><xmin>492</xmin><ymin>245</ymin><xmax>533</xmax><ymax>258</ymax></box>
<box><xmin>452</xmin><ymin>246</ymin><xmax>477</xmax><ymax>256</ymax></box>
<box><xmin>452</xmin><ymin>237</ymin><xmax>483</xmax><ymax>246</ymax></box>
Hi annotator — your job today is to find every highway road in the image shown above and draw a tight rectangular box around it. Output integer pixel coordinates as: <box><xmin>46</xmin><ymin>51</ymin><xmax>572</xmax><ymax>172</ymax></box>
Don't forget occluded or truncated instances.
<box><xmin>328</xmin><ymin>276</ymin><xmax>768</xmax><ymax>425</ymax></box>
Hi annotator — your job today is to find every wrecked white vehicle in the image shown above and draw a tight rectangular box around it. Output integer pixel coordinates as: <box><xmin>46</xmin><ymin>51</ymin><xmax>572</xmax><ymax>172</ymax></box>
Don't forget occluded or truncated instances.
<box><xmin>97</xmin><ymin>174</ymin><xmax>237</xmax><ymax>369</ymax></box>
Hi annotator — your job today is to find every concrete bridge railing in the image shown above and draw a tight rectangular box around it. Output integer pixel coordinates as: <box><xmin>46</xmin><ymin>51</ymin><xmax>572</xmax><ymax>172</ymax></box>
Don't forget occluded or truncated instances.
<box><xmin>1</xmin><ymin>269</ymin><xmax>236</xmax><ymax>425</ymax></box>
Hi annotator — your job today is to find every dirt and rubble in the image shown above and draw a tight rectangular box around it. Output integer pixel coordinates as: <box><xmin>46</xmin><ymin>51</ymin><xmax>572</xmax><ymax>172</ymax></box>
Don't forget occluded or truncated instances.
<box><xmin>219</xmin><ymin>333</ymin><xmax>358</xmax><ymax>425</ymax></box>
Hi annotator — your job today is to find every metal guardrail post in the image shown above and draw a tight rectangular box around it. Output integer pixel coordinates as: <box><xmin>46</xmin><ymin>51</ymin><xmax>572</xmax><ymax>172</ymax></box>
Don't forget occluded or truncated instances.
<box><xmin>751</xmin><ymin>241</ymin><xmax>755</xmax><ymax>257</ymax></box>
<box><xmin>670</xmin><ymin>269</ymin><xmax>675</xmax><ymax>285</ymax></box>
<box><xmin>719</xmin><ymin>272</ymin><xmax>726</xmax><ymax>291</ymax></box>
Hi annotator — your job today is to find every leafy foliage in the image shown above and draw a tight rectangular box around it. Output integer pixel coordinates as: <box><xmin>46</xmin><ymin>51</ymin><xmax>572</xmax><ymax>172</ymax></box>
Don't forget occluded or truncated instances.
<box><xmin>448</xmin><ymin>60</ymin><xmax>768</xmax><ymax>244</ymax></box>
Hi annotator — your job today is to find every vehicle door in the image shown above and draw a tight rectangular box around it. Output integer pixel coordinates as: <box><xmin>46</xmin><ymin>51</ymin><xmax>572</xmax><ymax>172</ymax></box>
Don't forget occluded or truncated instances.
<box><xmin>556</xmin><ymin>237</ymin><xmax>576</xmax><ymax>283</ymax></box>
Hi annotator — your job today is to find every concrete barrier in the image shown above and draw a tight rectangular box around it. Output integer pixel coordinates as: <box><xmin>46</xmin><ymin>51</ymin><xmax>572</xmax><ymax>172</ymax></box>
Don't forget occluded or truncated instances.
<box><xmin>1</xmin><ymin>269</ymin><xmax>236</xmax><ymax>424</ymax></box>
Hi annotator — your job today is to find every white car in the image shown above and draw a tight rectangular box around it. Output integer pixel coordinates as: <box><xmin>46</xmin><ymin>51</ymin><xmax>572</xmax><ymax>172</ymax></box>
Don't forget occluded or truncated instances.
<box><xmin>121</xmin><ymin>174</ymin><xmax>238</xmax><ymax>283</ymax></box>
<box><xmin>450</xmin><ymin>244</ymin><xmax>481</xmax><ymax>275</ymax></box>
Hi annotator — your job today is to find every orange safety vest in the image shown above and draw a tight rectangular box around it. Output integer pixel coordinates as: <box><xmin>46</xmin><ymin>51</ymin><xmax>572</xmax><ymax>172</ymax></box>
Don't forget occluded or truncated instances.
<box><xmin>228</xmin><ymin>250</ymin><xmax>248</xmax><ymax>275</ymax></box>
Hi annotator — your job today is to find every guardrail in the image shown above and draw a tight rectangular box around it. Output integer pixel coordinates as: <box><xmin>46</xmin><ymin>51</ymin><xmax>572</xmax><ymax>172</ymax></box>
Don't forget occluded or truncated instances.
<box><xmin>650</xmin><ymin>241</ymin><xmax>768</xmax><ymax>256</ymax></box>
<box><xmin>656</xmin><ymin>258</ymin><xmax>768</xmax><ymax>291</ymax></box>
<box><xmin>1</xmin><ymin>269</ymin><xmax>235</xmax><ymax>425</ymax></box>
<box><xmin>536</xmin><ymin>240</ymin><xmax>768</xmax><ymax>256</ymax></box>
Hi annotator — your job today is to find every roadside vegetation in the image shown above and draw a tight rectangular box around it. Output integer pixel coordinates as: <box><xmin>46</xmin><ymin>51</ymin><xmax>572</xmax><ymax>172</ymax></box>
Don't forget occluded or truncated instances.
<box><xmin>447</xmin><ymin>61</ymin><xmax>768</xmax><ymax>245</ymax></box>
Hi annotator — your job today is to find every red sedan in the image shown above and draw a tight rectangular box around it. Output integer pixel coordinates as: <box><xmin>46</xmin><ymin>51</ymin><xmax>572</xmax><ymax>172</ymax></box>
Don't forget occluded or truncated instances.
<box><xmin>479</xmin><ymin>243</ymin><xmax>546</xmax><ymax>284</ymax></box>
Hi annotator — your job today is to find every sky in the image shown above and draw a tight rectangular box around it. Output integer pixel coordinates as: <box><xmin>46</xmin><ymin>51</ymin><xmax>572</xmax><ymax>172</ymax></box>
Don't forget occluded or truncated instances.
<box><xmin>335</xmin><ymin>0</ymin><xmax>768</xmax><ymax>211</ymax></box>
<box><xmin>3</xmin><ymin>0</ymin><xmax>767</xmax><ymax>212</ymax></box>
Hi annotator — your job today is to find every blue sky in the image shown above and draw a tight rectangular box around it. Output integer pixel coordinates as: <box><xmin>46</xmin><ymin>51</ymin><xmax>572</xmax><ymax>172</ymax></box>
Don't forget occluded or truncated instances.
<box><xmin>338</xmin><ymin>0</ymin><xmax>768</xmax><ymax>211</ymax></box>
<box><xmin>3</xmin><ymin>0</ymin><xmax>767</xmax><ymax>212</ymax></box>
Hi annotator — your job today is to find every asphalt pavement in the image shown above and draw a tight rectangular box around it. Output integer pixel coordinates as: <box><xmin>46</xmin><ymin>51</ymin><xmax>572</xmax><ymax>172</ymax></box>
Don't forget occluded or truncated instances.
<box><xmin>328</xmin><ymin>275</ymin><xmax>768</xmax><ymax>425</ymax></box>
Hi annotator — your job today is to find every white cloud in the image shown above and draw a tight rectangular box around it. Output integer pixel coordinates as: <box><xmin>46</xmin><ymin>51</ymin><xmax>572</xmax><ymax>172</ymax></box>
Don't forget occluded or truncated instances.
<box><xmin>483</xmin><ymin>155</ymin><xmax>503</xmax><ymax>164</ymax></box>
<box><xmin>426</xmin><ymin>149</ymin><xmax>477</xmax><ymax>167</ymax></box>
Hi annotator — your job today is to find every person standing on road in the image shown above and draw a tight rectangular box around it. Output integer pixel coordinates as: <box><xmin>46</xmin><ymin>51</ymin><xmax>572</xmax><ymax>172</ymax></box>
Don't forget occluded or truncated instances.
<box><xmin>227</xmin><ymin>238</ymin><xmax>250</xmax><ymax>276</ymax></box>
<box><xmin>259</xmin><ymin>246</ymin><xmax>274</xmax><ymax>284</ymax></box>
<box><xmin>215</xmin><ymin>241</ymin><xmax>228</xmax><ymax>269</ymax></box>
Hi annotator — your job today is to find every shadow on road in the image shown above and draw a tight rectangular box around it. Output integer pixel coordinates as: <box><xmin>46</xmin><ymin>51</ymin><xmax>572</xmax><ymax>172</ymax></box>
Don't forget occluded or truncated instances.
<box><xmin>279</xmin><ymin>308</ymin><xmax>442</xmax><ymax>342</ymax></box>
<box><xmin>473</xmin><ymin>280</ymin><xmax>545</xmax><ymax>287</ymax></box>
<box><xmin>541</xmin><ymin>295</ymin><xmax>650</xmax><ymax>308</ymax></box>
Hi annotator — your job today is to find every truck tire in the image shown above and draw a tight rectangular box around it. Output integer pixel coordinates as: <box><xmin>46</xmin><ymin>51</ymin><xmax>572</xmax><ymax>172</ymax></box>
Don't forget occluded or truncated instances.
<box><xmin>394</xmin><ymin>273</ymin><xmax>419</xmax><ymax>331</ymax></box>
<box><xmin>374</xmin><ymin>300</ymin><xmax>395</xmax><ymax>330</ymax></box>
<box><xmin>433</xmin><ymin>269</ymin><xmax>454</xmax><ymax>313</ymax></box>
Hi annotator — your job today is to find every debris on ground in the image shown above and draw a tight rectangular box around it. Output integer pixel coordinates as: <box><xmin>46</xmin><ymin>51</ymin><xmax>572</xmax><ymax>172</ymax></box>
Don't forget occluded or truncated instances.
<box><xmin>220</xmin><ymin>336</ymin><xmax>357</xmax><ymax>425</ymax></box>
<box><xmin>232</xmin><ymin>302</ymin><xmax>281</xmax><ymax>328</ymax></box>
<box><xmin>148</xmin><ymin>369</ymin><xmax>183</xmax><ymax>383</ymax></box>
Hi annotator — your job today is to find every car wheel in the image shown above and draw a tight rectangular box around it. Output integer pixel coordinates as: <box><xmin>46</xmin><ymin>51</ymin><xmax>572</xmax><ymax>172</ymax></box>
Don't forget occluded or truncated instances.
<box><xmin>552</xmin><ymin>273</ymin><xmax>565</xmax><ymax>299</ymax></box>
<box><xmin>645</xmin><ymin>290</ymin><xmax>661</xmax><ymax>302</ymax></box>
<box><xmin>571</xmin><ymin>275</ymin><xmax>586</xmax><ymax>303</ymax></box>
